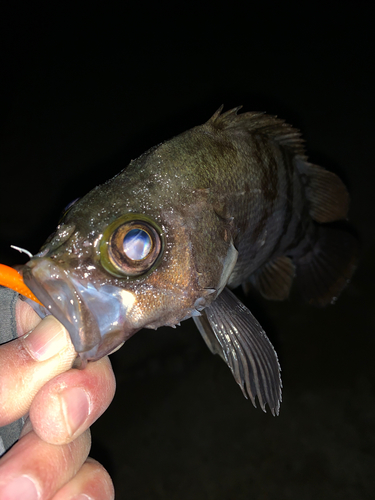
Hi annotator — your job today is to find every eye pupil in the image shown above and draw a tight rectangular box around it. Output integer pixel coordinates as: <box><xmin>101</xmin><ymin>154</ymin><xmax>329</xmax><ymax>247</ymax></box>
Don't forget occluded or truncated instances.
<box><xmin>123</xmin><ymin>229</ymin><xmax>152</xmax><ymax>260</ymax></box>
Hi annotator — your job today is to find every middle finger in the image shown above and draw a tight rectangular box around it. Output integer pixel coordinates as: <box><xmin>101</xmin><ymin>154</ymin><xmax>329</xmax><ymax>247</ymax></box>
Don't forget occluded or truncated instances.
<box><xmin>0</xmin><ymin>427</ymin><xmax>91</xmax><ymax>499</ymax></box>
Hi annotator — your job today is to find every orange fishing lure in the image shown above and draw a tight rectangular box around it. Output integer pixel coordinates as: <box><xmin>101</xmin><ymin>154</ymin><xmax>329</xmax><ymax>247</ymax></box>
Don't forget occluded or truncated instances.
<box><xmin>0</xmin><ymin>263</ymin><xmax>43</xmax><ymax>306</ymax></box>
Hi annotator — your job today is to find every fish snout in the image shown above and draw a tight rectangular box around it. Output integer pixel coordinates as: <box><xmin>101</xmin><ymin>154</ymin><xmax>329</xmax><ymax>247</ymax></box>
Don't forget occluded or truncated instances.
<box><xmin>22</xmin><ymin>258</ymin><xmax>138</xmax><ymax>364</ymax></box>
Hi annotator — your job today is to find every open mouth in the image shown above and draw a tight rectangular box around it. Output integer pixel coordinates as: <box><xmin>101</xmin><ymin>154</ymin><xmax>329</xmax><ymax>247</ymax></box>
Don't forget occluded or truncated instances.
<box><xmin>22</xmin><ymin>258</ymin><xmax>137</xmax><ymax>364</ymax></box>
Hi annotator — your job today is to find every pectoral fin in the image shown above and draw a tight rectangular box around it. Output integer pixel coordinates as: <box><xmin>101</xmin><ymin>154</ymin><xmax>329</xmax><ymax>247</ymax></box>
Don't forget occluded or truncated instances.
<box><xmin>194</xmin><ymin>287</ymin><xmax>282</xmax><ymax>415</ymax></box>
<box><xmin>194</xmin><ymin>310</ymin><xmax>226</xmax><ymax>360</ymax></box>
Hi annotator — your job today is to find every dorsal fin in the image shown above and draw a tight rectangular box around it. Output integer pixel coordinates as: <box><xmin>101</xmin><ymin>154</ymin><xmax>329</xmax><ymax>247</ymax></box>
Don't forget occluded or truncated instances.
<box><xmin>297</xmin><ymin>159</ymin><xmax>350</xmax><ymax>222</ymax></box>
<box><xmin>206</xmin><ymin>106</ymin><xmax>307</xmax><ymax>158</ymax></box>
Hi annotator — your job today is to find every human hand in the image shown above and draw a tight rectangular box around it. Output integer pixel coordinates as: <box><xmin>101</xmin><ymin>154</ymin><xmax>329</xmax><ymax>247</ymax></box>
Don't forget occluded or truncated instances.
<box><xmin>0</xmin><ymin>300</ymin><xmax>116</xmax><ymax>499</ymax></box>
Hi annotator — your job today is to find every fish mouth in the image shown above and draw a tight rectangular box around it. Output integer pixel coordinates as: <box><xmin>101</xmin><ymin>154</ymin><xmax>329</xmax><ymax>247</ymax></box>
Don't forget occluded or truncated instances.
<box><xmin>22</xmin><ymin>258</ymin><xmax>138</xmax><ymax>365</ymax></box>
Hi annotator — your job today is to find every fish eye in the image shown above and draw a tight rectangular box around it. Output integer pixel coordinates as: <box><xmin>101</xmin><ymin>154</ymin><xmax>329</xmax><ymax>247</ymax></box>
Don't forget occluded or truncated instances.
<box><xmin>100</xmin><ymin>215</ymin><xmax>164</xmax><ymax>277</ymax></box>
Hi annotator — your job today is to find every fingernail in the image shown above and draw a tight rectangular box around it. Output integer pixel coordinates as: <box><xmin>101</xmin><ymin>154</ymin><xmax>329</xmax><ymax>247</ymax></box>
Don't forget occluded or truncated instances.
<box><xmin>59</xmin><ymin>387</ymin><xmax>90</xmax><ymax>437</ymax></box>
<box><xmin>1</xmin><ymin>475</ymin><xmax>39</xmax><ymax>499</ymax></box>
<box><xmin>71</xmin><ymin>495</ymin><xmax>92</xmax><ymax>500</ymax></box>
<box><xmin>23</xmin><ymin>315</ymin><xmax>69</xmax><ymax>361</ymax></box>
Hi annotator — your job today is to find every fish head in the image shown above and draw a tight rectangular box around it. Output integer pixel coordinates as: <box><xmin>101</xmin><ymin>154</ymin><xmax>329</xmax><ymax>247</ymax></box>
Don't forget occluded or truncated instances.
<box><xmin>22</xmin><ymin>171</ymin><xmax>236</xmax><ymax>365</ymax></box>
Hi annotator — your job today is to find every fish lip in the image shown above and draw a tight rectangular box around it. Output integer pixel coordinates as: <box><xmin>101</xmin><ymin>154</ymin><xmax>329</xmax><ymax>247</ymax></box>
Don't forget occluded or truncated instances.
<box><xmin>22</xmin><ymin>258</ymin><xmax>138</xmax><ymax>362</ymax></box>
<box><xmin>22</xmin><ymin>265</ymin><xmax>74</xmax><ymax>333</ymax></box>
<box><xmin>22</xmin><ymin>259</ymin><xmax>102</xmax><ymax>353</ymax></box>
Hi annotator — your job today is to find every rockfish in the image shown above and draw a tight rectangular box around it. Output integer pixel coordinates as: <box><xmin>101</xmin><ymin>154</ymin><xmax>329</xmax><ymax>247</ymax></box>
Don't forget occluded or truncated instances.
<box><xmin>22</xmin><ymin>107</ymin><xmax>358</xmax><ymax>415</ymax></box>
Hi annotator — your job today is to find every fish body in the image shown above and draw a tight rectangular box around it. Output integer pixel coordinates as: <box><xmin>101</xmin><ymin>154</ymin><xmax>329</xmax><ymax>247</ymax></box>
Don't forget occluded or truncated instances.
<box><xmin>22</xmin><ymin>107</ymin><xmax>358</xmax><ymax>415</ymax></box>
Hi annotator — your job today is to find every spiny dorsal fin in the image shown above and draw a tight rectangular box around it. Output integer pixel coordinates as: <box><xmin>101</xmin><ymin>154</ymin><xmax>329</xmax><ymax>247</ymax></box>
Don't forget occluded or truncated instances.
<box><xmin>207</xmin><ymin>106</ymin><xmax>306</xmax><ymax>159</ymax></box>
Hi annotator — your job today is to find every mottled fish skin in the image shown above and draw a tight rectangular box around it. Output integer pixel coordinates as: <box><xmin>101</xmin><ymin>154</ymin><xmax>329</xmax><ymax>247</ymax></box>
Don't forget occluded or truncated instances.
<box><xmin>22</xmin><ymin>106</ymin><xmax>357</xmax><ymax>414</ymax></box>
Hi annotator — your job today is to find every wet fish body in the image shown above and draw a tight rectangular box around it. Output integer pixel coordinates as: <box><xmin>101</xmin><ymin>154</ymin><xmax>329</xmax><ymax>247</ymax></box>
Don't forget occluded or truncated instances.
<box><xmin>23</xmin><ymin>107</ymin><xmax>358</xmax><ymax>415</ymax></box>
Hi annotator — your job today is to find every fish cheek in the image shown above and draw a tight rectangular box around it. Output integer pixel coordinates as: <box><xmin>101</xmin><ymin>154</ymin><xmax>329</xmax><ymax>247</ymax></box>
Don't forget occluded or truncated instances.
<box><xmin>136</xmin><ymin>221</ymin><xmax>202</xmax><ymax>328</ymax></box>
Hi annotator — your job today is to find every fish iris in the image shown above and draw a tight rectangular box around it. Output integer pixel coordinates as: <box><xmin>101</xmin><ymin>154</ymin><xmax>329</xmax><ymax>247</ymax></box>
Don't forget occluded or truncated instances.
<box><xmin>123</xmin><ymin>229</ymin><xmax>152</xmax><ymax>260</ymax></box>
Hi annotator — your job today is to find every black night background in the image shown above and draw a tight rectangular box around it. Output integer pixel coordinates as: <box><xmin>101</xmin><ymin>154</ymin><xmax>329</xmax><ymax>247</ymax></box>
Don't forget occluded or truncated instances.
<box><xmin>0</xmin><ymin>3</ymin><xmax>374</xmax><ymax>499</ymax></box>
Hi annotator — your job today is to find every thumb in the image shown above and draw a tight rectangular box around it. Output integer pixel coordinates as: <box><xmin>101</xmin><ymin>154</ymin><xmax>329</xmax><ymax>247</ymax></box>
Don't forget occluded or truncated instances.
<box><xmin>0</xmin><ymin>315</ymin><xmax>77</xmax><ymax>425</ymax></box>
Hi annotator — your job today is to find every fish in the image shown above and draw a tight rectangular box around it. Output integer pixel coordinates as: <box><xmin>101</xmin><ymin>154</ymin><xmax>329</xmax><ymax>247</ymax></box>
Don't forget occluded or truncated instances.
<box><xmin>21</xmin><ymin>106</ymin><xmax>358</xmax><ymax>415</ymax></box>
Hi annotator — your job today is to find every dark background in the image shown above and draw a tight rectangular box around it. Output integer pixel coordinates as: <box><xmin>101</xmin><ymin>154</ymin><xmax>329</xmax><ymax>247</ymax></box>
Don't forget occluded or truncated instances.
<box><xmin>1</xmin><ymin>3</ymin><xmax>374</xmax><ymax>499</ymax></box>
